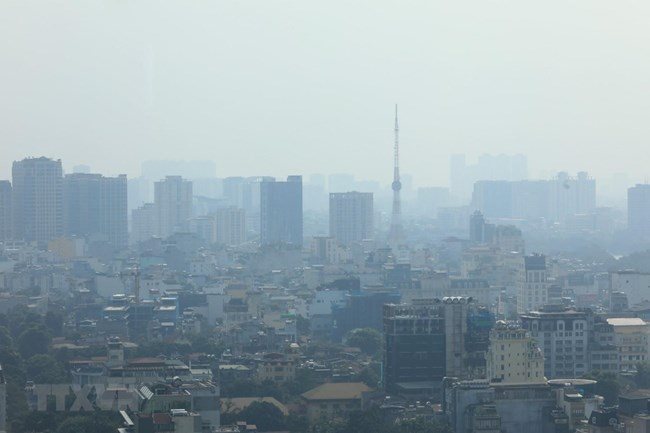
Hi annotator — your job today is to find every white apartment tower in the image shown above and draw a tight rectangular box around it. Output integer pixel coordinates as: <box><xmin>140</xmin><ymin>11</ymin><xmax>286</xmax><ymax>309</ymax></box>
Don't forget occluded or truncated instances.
<box><xmin>329</xmin><ymin>192</ymin><xmax>373</xmax><ymax>245</ymax></box>
<box><xmin>12</xmin><ymin>157</ymin><xmax>64</xmax><ymax>243</ymax></box>
<box><xmin>215</xmin><ymin>207</ymin><xmax>246</xmax><ymax>246</ymax></box>
<box><xmin>154</xmin><ymin>176</ymin><xmax>193</xmax><ymax>238</ymax></box>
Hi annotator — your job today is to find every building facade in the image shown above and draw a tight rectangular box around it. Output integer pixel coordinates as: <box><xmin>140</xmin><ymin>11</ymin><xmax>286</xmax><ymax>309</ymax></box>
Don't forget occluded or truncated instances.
<box><xmin>628</xmin><ymin>184</ymin><xmax>650</xmax><ymax>239</ymax></box>
<box><xmin>517</xmin><ymin>254</ymin><xmax>549</xmax><ymax>314</ymax></box>
<box><xmin>383</xmin><ymin>297</ymin><xmax>472</xmax><ymax>395</ymax></box>
<box><xmin>215</xmin><ymin>207</ymin><xmax>246</xmax><ymax>246</ymax></box>
<box><xmin>520</xmin><ymin>305</ymin><xmax>590</xmax><ymax>379</ymax></box>
<box><xmin>12</xmin><ymin>157</ymin><xmax>64</xmax><ymax>243</ymax></box>
<box><xmin>131</xmin><ymin>203</ymin><xmax>159</xmax><ymax>244</ymax></box>
<box><xmin>64</xmin><ymin>173</ymin><xmax>128</xmax><ymax>247</ymax></box>
<box><xmin>485</xmin><ymin>321</ymin><xmax>544</xmax><ymax>384</ymax></box>
<box><xmin>0</xmin><ymin>181</ymin><xmax>11</xmax><ymax>241</ymax></box>
<box><xmin>260</xmin><ymin>176</ymin><xmax>302</xmax><ymax>246</ymax></box>
<box><xmin>606</xmin><ymin>317</ymin><xmax>650</xmax><ymax>373</ymax></box>
<box><xmin>154</xmin><ymin>176</ymin><xmax>193</xmax><ymax>238</ymax></box>
<box><xmin>329</xmin><ymin>192</ymin><xmax>373</xmax><ymax>245</ymax></box>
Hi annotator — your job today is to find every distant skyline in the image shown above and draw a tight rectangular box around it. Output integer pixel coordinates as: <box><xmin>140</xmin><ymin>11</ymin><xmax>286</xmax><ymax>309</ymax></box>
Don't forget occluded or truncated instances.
<box><xmin>2</xmin><ymin>1</ymin><xmax>650</xmax><ymax>185</ymax></box>
<box><xmin>0</xmin><ymin>155</ymin><xmax>637</xmax><ymax>190</ymax></box>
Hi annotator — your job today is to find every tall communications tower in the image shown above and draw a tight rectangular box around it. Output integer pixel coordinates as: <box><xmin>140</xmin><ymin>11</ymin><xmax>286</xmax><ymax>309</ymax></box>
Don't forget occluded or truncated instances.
<box><xmin>388</xmin><ymin>104</ymin><xmax>404</xmax><ymax>249</ymax></box>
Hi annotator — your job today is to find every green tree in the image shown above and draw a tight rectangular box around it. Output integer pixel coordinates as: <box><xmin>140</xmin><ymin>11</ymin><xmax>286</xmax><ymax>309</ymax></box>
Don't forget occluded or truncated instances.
<box><xmin>341</xmin><ymin>407</ymin><xmax>390</xmax><ymax>433</ymax></box>
<box><xmin>345</xmin><ymin>328</ymin><xmax>382</xmax><ymax>356</ymax></box>
<box><xmin>287</xmin><ymin>413</ymin><xmax>309</xmax><ymax>433</ymax></box>
<box><xmin>6</xmin><ymin>382</ymin><xmax>29</xmax><ymax>432</ymax></box>
<box><xmin>396</xmin><ymin>418</ymin><xmax>453</xmax><ymax>433</ymax></box>
<box><xmin>0</xmin><ymin>345</ymin><xmax>26</xmax><ymax>384</ymax></box>
<box><xmin>357</xmin><ymin>365</ymin><xmax>380</xmax><ymax>388</ymax></box>
<box><xmin>187</xmin><ymin>334</ymin><xmax>224</xmax><ymax>356</ymax></box>
<box><xmin>26</xmin><ymin>354</ymin><xmax>68</xmax><ymax>383</ymax></box>
<box><xmin>636</xmin><ymin>362</ymin><xmax>650</xmax><ymax>388</ymax></box>
<box><xmin>243</xmin><ymin>401</ymin><xmax>287</xmax><ymax>431</ymax></box>
<box><xmin>45</xmin><ymin>310</ymin><xmax>65</xmax><ymax>337</ymax></box>
<box><xmin>221</xmin><ymin>379</ymin><xmax>259</xmax><ymax>398</ymax></box>
<box><xmin>583</xmin><ymin>371</ymin><xmax>620</xmax><ymax>405</ymax></box>
<box><xmin>56</xmin><ymin>413</ymin><xmax>122</xmax><ymax>433</ymax></box>
<box><xmin>16</xmin><ymin>325</ymin><xmax>51</xmax><ymax>359</ymax></box>
<box><xmin>0</xmin><ymin>326</ymin><xmax>13</xmax><ymax>347</ymax></box>
<box><xmin>296</xmin><ymin>315</ymin><xmax>310</xmax><ymax>337</ymax></box>
<box><xmin>222</xmin><ymin>401</ymin><xmax>287</xmax><ymax>431</ymax></box>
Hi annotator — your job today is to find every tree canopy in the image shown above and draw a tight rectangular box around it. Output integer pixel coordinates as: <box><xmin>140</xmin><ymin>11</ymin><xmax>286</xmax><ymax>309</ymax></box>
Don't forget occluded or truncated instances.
<box><xmin>222</xmin><ymin>401</ymin><xmax>287</xmax><ymax>432</ymax></box>
<box><xmin>345</xmin><ymin>328</ymin><xmax>382</xmax><ymax>356</ymax></box>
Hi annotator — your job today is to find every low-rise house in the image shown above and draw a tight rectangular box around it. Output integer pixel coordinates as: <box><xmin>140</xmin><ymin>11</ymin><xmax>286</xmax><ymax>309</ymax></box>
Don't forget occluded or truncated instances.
<box><xmin>300</xmin><ymin>382</ymin><xmax>372</xmax><ymax>422</ymax></box>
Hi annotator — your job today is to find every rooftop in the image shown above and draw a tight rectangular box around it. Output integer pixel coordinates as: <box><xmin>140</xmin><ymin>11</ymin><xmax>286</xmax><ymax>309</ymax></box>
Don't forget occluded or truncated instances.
<box><xmin>301</xmin><ymin>382</ymin><xmax>372</xmax><ymax>401</ymax></box>
<box><xmin>221</xmin><ymin>397</ymin><xmax>288</xmax><ymax>415</ymax></box>
<box><xmin>607</xmin><ymin>318</ymin><xmax>647</xmax><ymax>327</ymax></box>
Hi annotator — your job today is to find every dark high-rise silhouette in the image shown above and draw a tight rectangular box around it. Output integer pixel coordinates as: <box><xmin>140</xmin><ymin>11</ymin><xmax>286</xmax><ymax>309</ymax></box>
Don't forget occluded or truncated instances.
<box><xmin>260</xmin><ymin>176</ymin><xmax>302</xmax><ymax>247</ymax></box>
<box><xmin>628</xmin><ymin>184</ymin><xmax>650</xmax><ymax>239</ymax></box>
<box><xmin>0</xmin><ymin>181</ymin><xmax>11</xmax><ymax>241</ymax></box>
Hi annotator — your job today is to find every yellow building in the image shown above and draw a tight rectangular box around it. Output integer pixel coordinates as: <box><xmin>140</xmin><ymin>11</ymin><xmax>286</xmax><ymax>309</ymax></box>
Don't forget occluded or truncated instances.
<box><xmin>486</xmin><ymin>321</ymin><xmax>545</xmax><ymax>384</ymax></box>
<box><xmin>301</xmin><ymin>382</ymin><xmax>372</xmax><ymax>422</ymax></box>
<box><xmin>256</xmin><ymin>352</ymin><xmax>295</xmax><ymax>383</ymax></box>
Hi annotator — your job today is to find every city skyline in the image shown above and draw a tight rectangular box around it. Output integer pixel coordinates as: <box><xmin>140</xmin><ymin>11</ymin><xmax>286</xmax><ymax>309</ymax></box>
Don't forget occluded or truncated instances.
<box><xmin>5</xmin><ymin>3</ymin><xmax>650</xmax><ymax>433</ymax></box>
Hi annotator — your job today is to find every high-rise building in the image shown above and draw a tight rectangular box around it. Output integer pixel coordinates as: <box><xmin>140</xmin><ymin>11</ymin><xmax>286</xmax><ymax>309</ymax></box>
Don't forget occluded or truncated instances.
<box><xmin>628</xmin><ymin>184</ymin><xmax>650</xmax><ymax>239</ymax></box>
<box><xmin>517</xmin><ymin>254</ymin><xmax>549</xmax><ymax>314</ymax></box>
<box><xmin>242</xmin><ymin>176</ymin><xmax>274</xmax><ymax>234</ymax></box>
<box><xmin>188</xmin><ymin>216</ymin><xmax>216</xmax><ymax>243</ymax></box>
<box><xmin>471</xmin><ymin>181</ymin><xmax>514</xmax><ymax>218</ymax></box>
<box><xmin>64</xmin><ymin>173</ymin><xmax>100</xmax><ymax>239</ymax></box>
<box><xmin>64</xmin><ymin>173</ymin><xmax>128</xmax><ymax>247</ymax></box>
<box><xmin>99</xmin><ymin>175</ymin><xmax>128</xmax><ymax>248</ymax></box>
<box><xmin>260</xmin><ymin>176</ymin><xmax>302</xmax><ymax>246</ymax></box>
<box><xmin>469</xmin><ymin>210</ymin><xmax>493</xmax><ymax>244</ymax></box>
<box><xmin>310</xmin><ymin>236</ymin><xmax>339</xmax><ymax>265</ymax></box>
<box><xmin>485</xmin><ymin>321</ymin><xmax>544</xmax><ymax>384</ymax></box>
<box><xmin>451</xmin><ymin>153</ymin><xmax>528</xmax><ymax>204</ymax></box>
<box><xmin>329</xmin><ymin>192</ymin><xmax>373</xmax><ymax>245</ymax></box>
<box><xmin>472</xmin><ymin>173</ymin><xmax>596</xmax><ymax>222</ymax></box>
<box><xmin>154</xmin><ymin>176</ymin><xmax>193</xmax><ymax>238</ymax></box>
<box><xmin>131</xmin><ymin>203</ymin><xmax>158</xmax><ymax>243</ymax></box>
<box><xmin>0</xmin><ymin>181</ymin><xmax>12</xmax><ymax>241</ymax></box>
<box><xmin>12</xmin><ymin>157</ymin><xmax>63</xmax><ymax>243</ymax></box>
<box><xmin>223</xmin><ymin>177</ymin><xmax>245</xmax><ymax>208</ymax></box>
<box><xmin>383</xmin><ymin>302</ymin><xmax>446</xmax><ymax>394</ymax></box>
<box><xmin>549</xmin><ymin>171</ymin><xmax>596</xmax><ymax>221</ymax></box>
<box><xmin>383</xmin><ymin>297</ymin><xmax>472</xmax><ymax>394</ymax></box>
<box><xmin>215</xmin><ymin>207</ymin><xmax>246</xmax><ymax>246</ymax></box>
<box><xmin>127</xmin><ymin>177</ymin><xmax>153</xmax><ymax>212</ymax></box>
<box><xmin>520</xmin><ymin>305</ymin><xmax>590</xmax><ymax>379</ymax></box>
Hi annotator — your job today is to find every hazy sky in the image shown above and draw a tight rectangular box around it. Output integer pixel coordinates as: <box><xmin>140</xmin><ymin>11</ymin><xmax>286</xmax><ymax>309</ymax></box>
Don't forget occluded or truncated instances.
<box><xmin>2</xmin><ymin>1</ymin><xmax>650</xmax><ymax>186</ymax></box>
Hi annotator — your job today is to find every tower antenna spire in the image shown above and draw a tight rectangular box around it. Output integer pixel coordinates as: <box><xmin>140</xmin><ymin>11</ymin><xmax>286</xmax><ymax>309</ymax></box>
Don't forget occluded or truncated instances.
<box><xmin>389</xmin><ymin>104</ymin><xmax>404</xmax><ymax>250</ymax></box>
